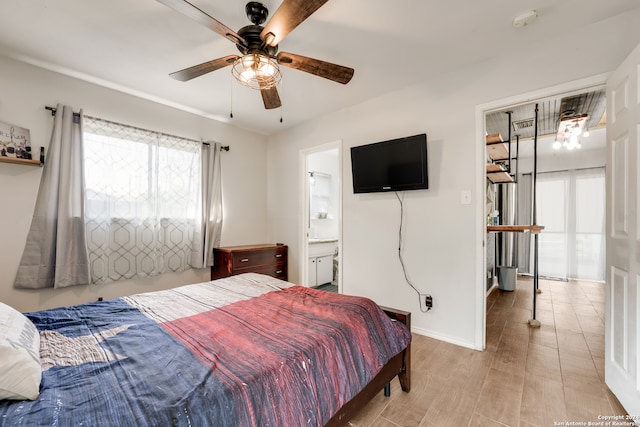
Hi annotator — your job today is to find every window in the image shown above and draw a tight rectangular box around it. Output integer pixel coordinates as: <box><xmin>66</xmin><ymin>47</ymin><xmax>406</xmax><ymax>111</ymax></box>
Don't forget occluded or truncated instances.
<box><xmin>537</xmin><ymin>172</ymin><xmax>569</xmax><ymax>279</ymax></box>
<box><xmin>574</xmin><ymin>169</ymin><xmax>605</xmax><ymax>279</ymax></box>
<box><xmin>535</xmin><ymin>168</ymin><xmax>605</xmax><ymax>281</ymax></box>
<box><xmin>83</xmin><ymin>117</ymin><xmax>203</xmax><ymax>284</ymax></box>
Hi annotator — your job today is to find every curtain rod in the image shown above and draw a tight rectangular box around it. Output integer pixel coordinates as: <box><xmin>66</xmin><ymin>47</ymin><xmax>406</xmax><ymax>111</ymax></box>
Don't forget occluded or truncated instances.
<box><xmin>44</xmin><ymin>105</ymin><xmax>230</xmax><ymax>152</ymax></box>
<box><xmin>520</xmin><ymin>165</ymin><xmax>605</xmax><ymax>176</ymax></box>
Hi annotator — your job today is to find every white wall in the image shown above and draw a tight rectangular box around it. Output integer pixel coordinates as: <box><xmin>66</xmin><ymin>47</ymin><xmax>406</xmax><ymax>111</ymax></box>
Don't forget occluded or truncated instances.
<box><xmin>518</xmin><ymin>131</ymin><xmax>607</xmax><ymax>174</ymax></box>
<box><xmin>2</xmin><ymin>32</ymin><xmax>635</xmax><ymax>349</ymax></box>
<box><xmin>0</xmin><ymin>56</ymin><xmax>269</xmax><ymax>312</ymax></box>
<box><xmin>267</xmin><ymin>36</ymin><xmax>640</xmax><ymax>348</ymax></box>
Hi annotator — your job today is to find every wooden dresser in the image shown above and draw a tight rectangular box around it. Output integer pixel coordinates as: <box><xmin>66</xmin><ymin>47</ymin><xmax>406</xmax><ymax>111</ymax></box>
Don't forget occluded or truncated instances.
<box><xmin>211</xmin><ymin>244</ymin><xmax>288</xmax><ymax>281</ymax></box>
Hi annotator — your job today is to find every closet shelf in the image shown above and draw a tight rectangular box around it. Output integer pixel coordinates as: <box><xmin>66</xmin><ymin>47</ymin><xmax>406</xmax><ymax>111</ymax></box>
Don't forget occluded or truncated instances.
<box><xmin>486</xmin><ymin>164</ymin><xmax>514</xmax><ymax>183</ymax></box>
<box><xmin>486</xmin><ymin>133</ymin><xmax>503</xmax><ymax>144</ymax></box>
<box><xmin>0</xmin><ymin>156</ymin><xmax>42</xmax><ymax>167</ymax></box>
<box><xmin>486</xmin><ymin>133</ymin><xmax>509</xmax><ymax>161</ymax></box>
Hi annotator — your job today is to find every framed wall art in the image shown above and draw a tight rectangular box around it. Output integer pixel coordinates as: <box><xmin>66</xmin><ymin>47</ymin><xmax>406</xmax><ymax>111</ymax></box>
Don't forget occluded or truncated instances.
<box><xmin>0</xmin><ymin>121</ymin><xmax>32</xmax><ymax>159</ymax></box>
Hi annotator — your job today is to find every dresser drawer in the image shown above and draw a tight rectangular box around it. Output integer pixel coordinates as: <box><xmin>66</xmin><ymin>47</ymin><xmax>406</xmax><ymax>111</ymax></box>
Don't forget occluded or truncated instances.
<box><xmin>230</xmin><ymin>246</ymin><xmax>286</xmax><ymax>268</ymax></box>
<box><xmin>235</xmin><ymin>263</ymin><xmax>287</xmax><ymax>280</ymax></box>
<box><xmin>211</xmin><ymin>244</ymin><xmax>288</xmax><ymax>281</ymax></box>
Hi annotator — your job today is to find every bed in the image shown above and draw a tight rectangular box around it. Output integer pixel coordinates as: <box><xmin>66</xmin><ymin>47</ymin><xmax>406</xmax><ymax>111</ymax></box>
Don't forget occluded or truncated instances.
<box><xmin>0</xmin><ymin>273</ymin><xmax>411</xmax><ymax>426</ymax></box>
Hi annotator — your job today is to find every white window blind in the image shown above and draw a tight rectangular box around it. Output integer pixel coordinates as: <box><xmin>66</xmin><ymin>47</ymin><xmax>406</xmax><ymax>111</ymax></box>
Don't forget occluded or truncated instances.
<box><xmin>83</xmin><ymin>116</ymin><xmax>203</xmax><ymax>284</ymax></box>
<box><xmin>537</xmin><ymin>172</ymin><xmax>569</xmax><ymax>279</ymax></box>
<box><xmin>574</xmin><ymin>168</ymin><xmax>605</xmax><ymax>280</ymax></box>
<box><xmin>535</xmin><ymin>167</ymin><xmax>605</xmax><ymax>281</ymax></box>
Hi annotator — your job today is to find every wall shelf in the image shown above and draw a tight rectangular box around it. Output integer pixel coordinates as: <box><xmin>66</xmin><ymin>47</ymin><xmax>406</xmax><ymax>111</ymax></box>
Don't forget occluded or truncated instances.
<box><xmin>487</xmin><ymin>225</ymin><xmax>545</xmax><ymax>234</ymax></box>
<box><xmin>0</xmin><ymin>156</ymin><xmax>42</xmax><ymax>167</ymax></box>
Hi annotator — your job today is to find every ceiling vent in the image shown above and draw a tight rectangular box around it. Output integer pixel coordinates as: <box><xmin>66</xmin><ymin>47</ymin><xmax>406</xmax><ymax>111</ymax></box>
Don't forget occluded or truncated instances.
<box><xmin>512</xmin><ymin>118</ymin><xmax>535</xmax><ymax>132</ymax></box>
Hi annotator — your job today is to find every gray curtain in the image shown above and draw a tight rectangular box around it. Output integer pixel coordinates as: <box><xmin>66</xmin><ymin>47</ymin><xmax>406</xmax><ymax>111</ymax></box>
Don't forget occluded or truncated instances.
<box><xmin>198</xmin><ymin>142</ymin><xmax>223</xmax><ymax>268</ymax></box>
<box><xmin>14</xmin><ymin>104</ymin><xmax>90</xmax><ymax>289</ymax></box>
<box><xmin>516</xmin><ymin>173</ymin><xmax>532</xmax><ymax>274</ymax></box>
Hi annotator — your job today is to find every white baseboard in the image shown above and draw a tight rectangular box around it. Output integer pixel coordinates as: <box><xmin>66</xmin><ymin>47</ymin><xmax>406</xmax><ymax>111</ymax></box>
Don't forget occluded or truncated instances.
<box><xmin>411</xmin><ymin>326</ymin><xmax>483</xmax><ymax>351</ymax></box>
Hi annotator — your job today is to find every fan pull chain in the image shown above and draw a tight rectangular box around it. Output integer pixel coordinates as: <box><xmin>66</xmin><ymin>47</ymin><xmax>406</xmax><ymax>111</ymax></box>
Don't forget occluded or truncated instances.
<box><xmin>278</xmin><ymin>82</ymin><xmax>284</xmax><ymax>123</ymax></box>
<box><xmin>229</xmin><ymin>77</ymin><xmax>234</xmax><ymax>119</ymax></box>
<box><xmin>279</xmin><ymin>80</ymin><xmax>283</xmax><ymax>123</ymax></box>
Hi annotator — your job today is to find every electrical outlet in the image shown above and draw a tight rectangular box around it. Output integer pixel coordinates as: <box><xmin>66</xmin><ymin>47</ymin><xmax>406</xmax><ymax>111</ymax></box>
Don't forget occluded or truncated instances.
<box><xmin>423</xmin><ymin>294</ymin><xmax>433</xmax><ymax>310</ymax></box>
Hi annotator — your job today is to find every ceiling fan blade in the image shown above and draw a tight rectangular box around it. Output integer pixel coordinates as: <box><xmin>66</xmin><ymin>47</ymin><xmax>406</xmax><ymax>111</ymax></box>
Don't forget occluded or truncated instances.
<box><xmin>277</xmin><ymin>52</ymin><xmax>354</xmax><ymax>84</ymax></box>
<box><xmin>157</xmin><ymin>0</ymin><xmax>245</xmax><ymax>45</ymax></box>
<box><xmin>169</xmin><ymin>55</ymin><xmax>239</xmax><ymax>82</ymax></box>
<box><xmin>260</xmin><ymin>0</ymin><xmax>328</xmax><ymax>46</ymax></box>
<box><xmin>260</xmin><ymin>86</ymin><xmax>282</xmax><ymax>110</ymax></box>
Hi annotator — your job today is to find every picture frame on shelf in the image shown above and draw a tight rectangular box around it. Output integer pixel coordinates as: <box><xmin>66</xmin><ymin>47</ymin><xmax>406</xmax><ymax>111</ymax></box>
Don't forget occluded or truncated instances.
<box><xmin>0</xmin><ymin>120</ymin><xmax>32</xmax><ymax>160</ymax></box>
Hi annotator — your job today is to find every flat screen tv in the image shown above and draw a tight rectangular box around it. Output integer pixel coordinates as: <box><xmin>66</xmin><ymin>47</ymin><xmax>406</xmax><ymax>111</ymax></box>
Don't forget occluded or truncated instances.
<box><xmin>350</xmin><ymin>133</ymin><xmax>428</xmax><ymax>193</ymax></box>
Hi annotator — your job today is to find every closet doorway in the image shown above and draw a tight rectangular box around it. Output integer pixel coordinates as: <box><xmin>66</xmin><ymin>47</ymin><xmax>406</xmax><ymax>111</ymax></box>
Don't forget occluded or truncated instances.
<box><xmin>478</xmin><ymin>46</ymin><xmax>640</xmax><ymax>414</ymax></box>
<box><xmin>300</xmin><ymin>141</ymin><xmax>342</xmax><ymax>292</ymax></box>
<box><xmin>483</xmin><ymin>85</ymin><xmax>606</xmax><ymax>288</ymax></box>
<box><xmin>476</xmin><ymin>75</ymin><xmax>609</xmax><ymax>348</ymax></box>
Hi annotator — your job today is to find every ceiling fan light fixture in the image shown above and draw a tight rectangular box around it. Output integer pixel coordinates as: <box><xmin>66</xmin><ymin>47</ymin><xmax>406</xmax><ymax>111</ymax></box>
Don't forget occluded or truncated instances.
<box><xmin>567</xmin><ymin>134</ymin><xmax>578</xmax><ymax>150</ymax></box>
<box><xmin>555</xmin><ymin>114</ymin><xmax>589</xmax><ymax>151</ymax></box>
<box><xmin>232</xmin><ymin>53</ymin><xmax>282</xmax><ymax>90</ymax></box>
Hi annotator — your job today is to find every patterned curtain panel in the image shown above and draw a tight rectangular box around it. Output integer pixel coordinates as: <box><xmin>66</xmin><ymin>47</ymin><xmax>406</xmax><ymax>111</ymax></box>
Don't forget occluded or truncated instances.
<box><xmin>83</xmin><ymin>117</ymin><xmax>202</xmax><ymax>284</ymax></box>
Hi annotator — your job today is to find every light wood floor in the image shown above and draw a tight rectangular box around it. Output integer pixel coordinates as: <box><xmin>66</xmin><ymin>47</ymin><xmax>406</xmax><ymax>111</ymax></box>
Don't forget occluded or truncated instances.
<box><xmin>347</xmin><ymin>276</ymin><xmax>628</xmax><ymax>426</ymax></box>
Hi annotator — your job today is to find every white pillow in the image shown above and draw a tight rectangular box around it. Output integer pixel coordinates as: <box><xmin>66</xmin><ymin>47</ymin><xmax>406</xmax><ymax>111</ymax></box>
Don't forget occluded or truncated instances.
<box><xmin>0</xmin><ymin>302</ymin><xmax>41</xmax><ymax>400</ymax></box>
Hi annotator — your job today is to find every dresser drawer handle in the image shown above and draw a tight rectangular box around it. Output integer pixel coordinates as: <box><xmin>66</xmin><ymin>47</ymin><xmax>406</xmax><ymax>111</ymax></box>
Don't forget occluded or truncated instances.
<box><xmin>275</xmin><ymin>254</ymin><xmax>282</xmax><ymax>258</ymax></box>
<box><xmin>275</xmin><ymin>270</ymin><xmax>283</xmax><ymax>274</ymax></box>
<box><xmin>240</xmin><ymin>258</ymin><xmax>249</xmax><ymax>263</ymax></box>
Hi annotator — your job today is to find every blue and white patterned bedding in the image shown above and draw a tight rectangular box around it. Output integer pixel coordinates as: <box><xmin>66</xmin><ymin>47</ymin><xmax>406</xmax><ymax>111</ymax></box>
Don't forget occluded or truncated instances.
<box><xmin>0</xmin><ymin>274</ymin><xmax>411</xmax><ymax>426</ymax></box>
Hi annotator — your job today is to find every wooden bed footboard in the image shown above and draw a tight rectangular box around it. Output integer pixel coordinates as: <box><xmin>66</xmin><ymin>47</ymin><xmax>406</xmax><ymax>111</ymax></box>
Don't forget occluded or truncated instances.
<box><xmin>381</xmin><ymin>306</ymin><xmax>411</xmax><ymax>392</ymax></box>
<box><xmin>325</xmin><ymin>306</ymin><xmax>411</xmax><ymax>426</ymax></box>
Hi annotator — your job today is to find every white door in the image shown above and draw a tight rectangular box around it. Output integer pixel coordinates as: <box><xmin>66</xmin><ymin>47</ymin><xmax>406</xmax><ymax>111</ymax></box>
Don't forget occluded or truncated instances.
<box><xmin>605</xmin><ymin>41</ymin><xmax>640</xmax><ymax>416</ymax></box>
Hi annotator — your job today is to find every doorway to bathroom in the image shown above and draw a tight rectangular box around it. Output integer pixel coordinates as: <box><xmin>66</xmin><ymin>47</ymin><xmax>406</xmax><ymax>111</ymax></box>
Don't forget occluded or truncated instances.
<box><xmin>301</xmin><ymin>141</ymin><xmax>341</xmax><ymax>292</ymax></box>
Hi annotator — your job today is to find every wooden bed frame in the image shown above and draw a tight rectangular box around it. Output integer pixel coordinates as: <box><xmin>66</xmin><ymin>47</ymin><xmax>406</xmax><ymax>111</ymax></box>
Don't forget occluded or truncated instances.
<box><xmin>325</xmin><ymin>306</ymin><xmax>411</xmax><ymax>426</ymax></box>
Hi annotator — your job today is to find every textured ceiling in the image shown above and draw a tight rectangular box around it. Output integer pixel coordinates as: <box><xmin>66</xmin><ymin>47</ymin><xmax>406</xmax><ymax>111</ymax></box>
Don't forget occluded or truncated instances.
<box><xmin>0</xmin><ymin>1</ymin><xmax>639</xmax><ymax>135</ymax></box>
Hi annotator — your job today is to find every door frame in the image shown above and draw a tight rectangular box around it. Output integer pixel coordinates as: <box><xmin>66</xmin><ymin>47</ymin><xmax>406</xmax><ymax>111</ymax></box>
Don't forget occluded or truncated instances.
<box><xmin>474</xmin><ymin>73</ymin><xmax>610</xmax><ymax>349</ymax></box>
<box><xmin>299</xmin><ymin>140</ymin><xmax>343</xmax><ymax>291</ymax></box>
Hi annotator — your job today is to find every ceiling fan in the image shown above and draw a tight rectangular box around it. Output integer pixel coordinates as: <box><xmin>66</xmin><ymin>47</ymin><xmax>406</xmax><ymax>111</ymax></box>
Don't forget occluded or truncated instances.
<box><xmin>158</xmin><ymin>0</ymin><xmax>355</xmax><ymax>110</ymax></box>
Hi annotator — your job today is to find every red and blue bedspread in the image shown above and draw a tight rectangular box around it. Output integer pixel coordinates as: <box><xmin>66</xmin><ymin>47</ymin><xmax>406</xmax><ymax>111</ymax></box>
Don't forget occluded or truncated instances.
<box><xmin>0</xmin><ymin>273</ymin><xmax>411</xmax><ymax>426</ymax></box>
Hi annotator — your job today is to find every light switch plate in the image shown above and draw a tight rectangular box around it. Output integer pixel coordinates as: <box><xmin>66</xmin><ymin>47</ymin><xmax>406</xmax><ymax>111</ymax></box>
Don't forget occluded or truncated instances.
<box><xmin>461</xmin><ymin>190</ymin><xmax>472</xmax><ymax>205</ymax></box>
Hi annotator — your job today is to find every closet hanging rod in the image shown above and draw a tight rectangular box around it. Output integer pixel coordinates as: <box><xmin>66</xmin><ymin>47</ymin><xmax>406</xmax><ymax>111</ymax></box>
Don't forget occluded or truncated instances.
<box><xmin>44</xmin><ymin>106</ymin><xmax>229</xmax><ymax>151</ymax></box>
